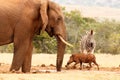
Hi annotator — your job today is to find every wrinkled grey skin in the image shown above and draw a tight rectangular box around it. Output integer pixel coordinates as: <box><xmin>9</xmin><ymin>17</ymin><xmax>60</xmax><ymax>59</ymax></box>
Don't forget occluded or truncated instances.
<box><xmin>0</xmin><ymin>0</ymin><xmax>66</xmax><ymax>72</ymax></box>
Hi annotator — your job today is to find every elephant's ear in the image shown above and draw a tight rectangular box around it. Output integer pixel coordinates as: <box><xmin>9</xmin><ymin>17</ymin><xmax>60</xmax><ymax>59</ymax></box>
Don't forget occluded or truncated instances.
<box><xmin>40</xmin><ymin>0</ymin><xmax>48</xmax><ymax>33</ymax></box>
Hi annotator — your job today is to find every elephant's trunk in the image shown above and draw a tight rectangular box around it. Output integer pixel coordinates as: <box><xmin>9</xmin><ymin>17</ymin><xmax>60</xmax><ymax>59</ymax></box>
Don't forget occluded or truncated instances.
<box><xmin>56</xmin><ymin>35</ymin><xmax>66</xmax><ymax>71</ymax></box>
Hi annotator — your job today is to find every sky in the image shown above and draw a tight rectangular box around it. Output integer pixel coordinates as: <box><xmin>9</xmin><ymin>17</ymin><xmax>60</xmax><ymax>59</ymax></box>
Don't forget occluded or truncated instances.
<box><xmin>51</xmin><ymin>0</ymin><xmax>120</xmax><ymax>8</ymax></box>
<box><xmin>51</xmin><ymin>0</ymin><xmax>120</xmax><ymax>21</ymax></box>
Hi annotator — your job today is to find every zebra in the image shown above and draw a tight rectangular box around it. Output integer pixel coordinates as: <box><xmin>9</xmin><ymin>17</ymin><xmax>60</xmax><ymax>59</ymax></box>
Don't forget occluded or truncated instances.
<box><xmin>80</xmin><ymin>30</ymin><xmax>96</xmax><ymax>54</ymax></box>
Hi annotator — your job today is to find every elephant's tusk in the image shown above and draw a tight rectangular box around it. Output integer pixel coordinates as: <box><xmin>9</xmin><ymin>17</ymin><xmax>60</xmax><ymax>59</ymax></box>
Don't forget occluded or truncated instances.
<box><xmin>58</xmin><ymin>35</ymin><xmax>73</xmax><ymax>47</ymax></box>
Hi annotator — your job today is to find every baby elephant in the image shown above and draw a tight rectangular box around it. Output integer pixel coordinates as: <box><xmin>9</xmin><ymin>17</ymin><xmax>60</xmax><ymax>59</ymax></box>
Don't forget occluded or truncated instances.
<box><xmin>65</xmin><ymin>53</ymin><xmax>99</xmax><ymax>70</ymax></box>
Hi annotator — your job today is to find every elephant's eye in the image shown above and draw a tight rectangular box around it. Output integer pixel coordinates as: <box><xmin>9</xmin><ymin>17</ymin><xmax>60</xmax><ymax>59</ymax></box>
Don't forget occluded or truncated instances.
<box><xmin>57</xmin><ymin>16</ymin><xmax>62</xmax><ymax>21</ymax></box>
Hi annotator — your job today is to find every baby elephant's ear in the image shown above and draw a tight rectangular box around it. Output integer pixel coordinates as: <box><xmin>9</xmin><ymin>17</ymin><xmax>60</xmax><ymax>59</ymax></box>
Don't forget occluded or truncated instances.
<box><xmin>40</xmin><ymin>0</ymin><xmax>48</xmax><ymax>33</ymax></box>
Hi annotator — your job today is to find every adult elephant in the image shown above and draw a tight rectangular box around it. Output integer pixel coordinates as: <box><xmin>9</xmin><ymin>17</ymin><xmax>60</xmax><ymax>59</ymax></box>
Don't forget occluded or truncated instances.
<box><xmin>0</xmin><ymin>0</ymin><xmax>72</xmax><ymax>73</ymax></box>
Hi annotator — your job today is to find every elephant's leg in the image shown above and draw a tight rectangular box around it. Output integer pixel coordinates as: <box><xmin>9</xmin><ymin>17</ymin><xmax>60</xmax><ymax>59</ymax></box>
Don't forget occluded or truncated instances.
<box><xmin>10</xmin><ymin>33</ymin><xmax>31</xmax><ymax>72</ymax></box>
<box><xmin>22</xmin><ymin>42</ymin><xmax>33</xmax><ymax>72</ymax></box>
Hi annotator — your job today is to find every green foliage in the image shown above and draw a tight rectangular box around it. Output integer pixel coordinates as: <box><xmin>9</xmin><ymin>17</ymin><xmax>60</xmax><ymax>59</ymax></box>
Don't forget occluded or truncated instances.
<box><xmin>33</xmin><ymin>32</ymin><xmax>57</xmax><ymax>54</ymax></box>
<box><xmin>94</xmin><ymin>20</ymin><xmax>120</xmax><ymax>54</ymax></box>
<box><xmin>1</xmin><ymin>8</ymin><xmax>120</xmax><ymax>54</ymax></box>
<box><xmin>108</xmin><ymin>33</ymin><xmax>120</xmax><ymax>54</ymax></box>
<box><xmin>0</xmin><ymin>43</ymin><xmax>13</xmax><ymax>53</ymax></box>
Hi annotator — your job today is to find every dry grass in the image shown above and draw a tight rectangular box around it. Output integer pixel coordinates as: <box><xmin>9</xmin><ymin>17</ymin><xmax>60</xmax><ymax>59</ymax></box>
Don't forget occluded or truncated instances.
<box><xmin>0</xmin><ymin>53</ymin><xmax>120</xmax><ymax>80</ymax></box>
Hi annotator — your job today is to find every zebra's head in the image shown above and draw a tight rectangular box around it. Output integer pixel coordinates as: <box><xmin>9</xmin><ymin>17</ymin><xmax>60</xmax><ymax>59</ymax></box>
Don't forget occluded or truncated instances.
<box><xmin>86</xmin><ymin>30</ymin><xmax>96</xmax><ymax>51</ymax></box>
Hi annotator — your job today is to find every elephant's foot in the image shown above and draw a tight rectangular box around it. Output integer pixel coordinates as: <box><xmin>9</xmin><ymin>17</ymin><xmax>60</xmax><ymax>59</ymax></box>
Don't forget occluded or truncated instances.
<box><xmin>10</xmin><ymin>65</ymin><xmax>20</xmax><ymax>72</ymax></box>
<box><xmin>21</xmin><ymin>58</ymin><xmax>32</xmax><ymax>73</ymax></box>
<box><xmin>22</xmin><ymin>65</ymin><xmax>31</xmax><ymax>73</ymax></box>
<box><xmin>56</xmin><ymin>61</ymin><xmax>63</xmax><ymax>71</ymax></box>
<box><xmin>10</xmin><ymin>69</ymin><xmax>21</xmax><ymax>73</ymax></box>
<box><xmin>56</xmin><ymin>67</ymin><xmax>61</xmax><ymax>71</ymax></box>
<box><xmin>56</xmin><ymin>64</ymin><xmax>62</xmax><ymax>71</ymax></box>
<box><xmin>10</xmin><ymin>63</ymin><xmax>31</xmax><ymax>73</ymax></box>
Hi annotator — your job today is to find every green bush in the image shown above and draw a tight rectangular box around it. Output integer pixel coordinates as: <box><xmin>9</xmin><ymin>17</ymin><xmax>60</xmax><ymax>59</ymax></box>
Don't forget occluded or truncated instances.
<box><xmin>33</xmin><ymin>32</ymin><xmax>57</xmax><ymax>54</ymax></box>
